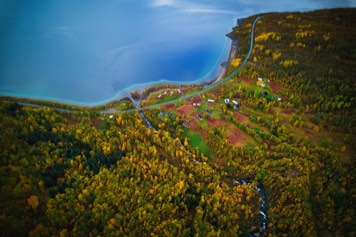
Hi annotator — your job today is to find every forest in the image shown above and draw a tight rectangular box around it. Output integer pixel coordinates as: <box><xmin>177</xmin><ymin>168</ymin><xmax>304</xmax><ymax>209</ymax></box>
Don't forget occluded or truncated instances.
<box><xmin>0</xmin><ymin>8</ymin><xmax>355</xmax><ymax>237</ymax></box>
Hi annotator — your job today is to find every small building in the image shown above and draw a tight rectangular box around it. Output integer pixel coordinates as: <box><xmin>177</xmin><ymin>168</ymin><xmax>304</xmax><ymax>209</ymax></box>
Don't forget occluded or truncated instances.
<box><xmin>183</xmin><ymin>121</ymin><xmax>190</xmax><ymax>128</ymax></box>
<box><xmin>224</xmin><ymin>98</ymin><xmax>230</xmax><ymax>104</ymax></box>
<box><xmin>157</xmin><ymin>94</ymin><xmax>162</xmax><ymax>98</ymax></box>
<box><xmin>278</xmin><ymin>97</ymin><xmax>282</xmax><ymax>102</ymax></box>
<box><xmin>193</xmin><ymin>103</ymin><xmax>201</xmax><ymax>107</ymax></box>
<box><xmin>168</xmin><ymin>112</ymin><xmax>174</xmax><ymax>117</ymax></box>
<box><xmin>258</xmin><ymin>77</ymin><xmax>263</xmax><ymax>81</ymax></box>
<box><xmin>159</xmin><ymin>110</ymin><xmax>165</xmax><ymax>116</ymax></box>
<box><xmin>261</xmin><ymin>82</ymin><xmax>266</xmax><ymax>87</ymax></box>
<box><xmin>261</xmin><ymin>91</ymin><xmax>268</xmax><ymax>97</ymax></box>
<box><xmin>232</xmin><ymin>100</ymin><xmax>239</xmax><ymax>110</ymax></box>
<box><xmin>109</xmin><ymin>115</ymin><xmax>114</xmax><ymax>119</ymax></box>
<box><xmin>208</xmin><ymin>99</ymin><xmax>215</xmax><ymax>103</ymax></box>
<box><xmin>205</xmin><ymin>109</ymin><xmax>212</xmax><ymax>114</ymax></box>
<box><xmin>178</xmin><ymin>88</ymin><xmax>184</xmax><ymax>94</ymax></box>
<box><xmin>198</xmin><ymin>114</ymin><xmax>203</xmax><ymax>121</ymax></box>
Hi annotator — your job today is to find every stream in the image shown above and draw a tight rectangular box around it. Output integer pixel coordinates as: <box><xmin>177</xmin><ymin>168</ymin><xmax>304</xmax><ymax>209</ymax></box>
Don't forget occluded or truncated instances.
<box><xmin>234</xmin><ymin>179</ymin><xmax>267</xmax><ymax>236</ymax></box>
<box><xmin>13</xmin><ymin>17</ymin><xmax>267</xmax><ymax>235</ymax></box>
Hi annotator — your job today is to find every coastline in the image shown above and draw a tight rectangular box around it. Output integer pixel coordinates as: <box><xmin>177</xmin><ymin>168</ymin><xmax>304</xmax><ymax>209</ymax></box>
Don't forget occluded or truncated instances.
<box><xmin>0</xmin><ymin>18</ymin><xmax>241</xmax><ymax>110</ymax></box>
<box><xmin>126</xmin><ymin>23</ymin><xmax>241</xmax><ymax>105</ymax></box>
<box><xmin>0</xmin><ymin>18</ymin><xmax>243</xmax><ymax>111</ymax></box>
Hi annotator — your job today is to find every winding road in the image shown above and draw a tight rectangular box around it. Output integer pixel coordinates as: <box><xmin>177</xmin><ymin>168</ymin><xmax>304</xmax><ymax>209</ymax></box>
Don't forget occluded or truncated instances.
<box><xmin>14</xmin><ymin>16</ymin><xmax>262</xmax><ymax>115</ymax></box>
<box><xmin>14</xmin><ymin>16</ymin><xmax>267</xmax><ymax>236</ymax></box>
<box><xmin>121</xmin><ymin>15</ymin><xmax>263</xmax><ymax>114</ymax></box>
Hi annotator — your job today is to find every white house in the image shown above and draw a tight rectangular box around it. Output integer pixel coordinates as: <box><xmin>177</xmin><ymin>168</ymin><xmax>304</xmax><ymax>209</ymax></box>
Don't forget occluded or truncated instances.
<box><xmin>232</xmin><ymin>100</ymin><xmax>238</xmax><ymax>105</ymax></box>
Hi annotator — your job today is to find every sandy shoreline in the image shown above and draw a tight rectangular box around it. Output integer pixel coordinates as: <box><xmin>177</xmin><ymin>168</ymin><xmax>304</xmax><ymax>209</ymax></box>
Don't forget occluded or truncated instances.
<box><xmin>134</xmin><ymin>25</ymin><xmax>239</xmax><ymax>104</ymax></box>
<box><xmin>1</xmin><ymin>19</ymin><xmax>240</xmax><ymax>110</ymax></box>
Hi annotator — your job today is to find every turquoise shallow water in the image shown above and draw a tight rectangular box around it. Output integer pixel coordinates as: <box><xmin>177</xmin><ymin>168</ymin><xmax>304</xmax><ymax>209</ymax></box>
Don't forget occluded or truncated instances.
<box><xmin>0</xmin><ymin>0</ymin><xmax>354</xmax><ymax>105</ymax></box>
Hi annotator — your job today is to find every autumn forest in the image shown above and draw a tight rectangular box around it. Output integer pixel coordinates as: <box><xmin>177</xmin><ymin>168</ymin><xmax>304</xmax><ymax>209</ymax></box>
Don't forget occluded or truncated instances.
<box><xmin>0</xmin><ymin>8</ymin><xmax>355</xmax><ymax>237</ymax></box>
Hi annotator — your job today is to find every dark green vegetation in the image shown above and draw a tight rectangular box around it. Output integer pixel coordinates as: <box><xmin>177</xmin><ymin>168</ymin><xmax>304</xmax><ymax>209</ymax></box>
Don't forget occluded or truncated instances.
<box><xmin>0</xmin><ymin>96</ymin><xmax>135</xmax><ymax>112</ymax></box>
<box><xmin>0</xmin><ymin>8</ymin><xmax>355</xmax><ymax>236</ymax></box>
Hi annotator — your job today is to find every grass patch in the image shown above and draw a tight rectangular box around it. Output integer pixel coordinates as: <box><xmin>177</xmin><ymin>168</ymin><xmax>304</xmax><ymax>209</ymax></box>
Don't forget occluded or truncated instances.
<box><xmin>182</xmin><ymin>129</ymin><xmax>212</xmax><ymax>158</ymax></box>
<box><xmin>116</xmin><ymin>101</ymin><xmax>134</xmax><ymax>110</ymax></box>
<box><xmin>199</xmin><ymin>119</ymin><xmax>208</xmax><ymax>128</ymax></box>
<box><xmin>142</xmin><ymin>94</ymin><xmax>181</xmax><ymax>107</ymax></box>
<box><xmin>160</xmin><ymin>94</ymin><xmax>180</xmax><ymax>103</ymax></box>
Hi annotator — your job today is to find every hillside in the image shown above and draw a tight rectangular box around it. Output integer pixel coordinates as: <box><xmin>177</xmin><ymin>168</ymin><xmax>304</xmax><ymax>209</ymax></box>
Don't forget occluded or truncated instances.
<box><xmin>0</xmin><ymin>8</ymin><xmax>355</xmax><ymax>236</ymax></box>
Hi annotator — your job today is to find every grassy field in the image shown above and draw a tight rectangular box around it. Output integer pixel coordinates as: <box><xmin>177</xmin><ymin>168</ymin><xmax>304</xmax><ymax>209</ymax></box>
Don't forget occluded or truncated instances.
<box><xmin>183</xmin><ymin>128</ymin><xmax>212</xmax><ymax>158</ymax></box>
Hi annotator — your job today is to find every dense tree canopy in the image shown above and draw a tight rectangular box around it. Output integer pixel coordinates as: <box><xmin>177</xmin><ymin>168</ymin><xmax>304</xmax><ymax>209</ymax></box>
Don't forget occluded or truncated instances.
<box><xmin>0</xmin><ymin>8</ymin><xmax>355</xmax><ymax>237</ymax></box>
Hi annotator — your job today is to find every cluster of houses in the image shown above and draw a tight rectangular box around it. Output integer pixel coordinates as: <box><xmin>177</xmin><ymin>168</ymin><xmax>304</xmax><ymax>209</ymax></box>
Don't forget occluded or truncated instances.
<box><xmin>157</xmin><ymin>77</ymin><xmax>285</xmax><ymax>130</ymax></box>
<box><xmin>182</xmin><ymin>97</ymin><xmax>240</xmax><ymax>129</ymax></box>
<box><xmin>183</xmin><ymin>98</ymin><xmax>216</xmax><ymax>128</ymax></box>
<box><xmin>192</xmin><ymin>98</ymin><xmax>215</xmax><ymax>107</ymax></box>
<box><xmin>151</xmin><ymin>77</ymin><xmax>286</xmax><ymax>132</ymax></box>
<box><xmin>224</xmin><ymin>98</ymin><xmax>240</xmax><ymax>110</ymax></box>
<box><xmin>257</xmin><ymin>77</ymin><xmax>282</xmax><ymax>101</ymax></box>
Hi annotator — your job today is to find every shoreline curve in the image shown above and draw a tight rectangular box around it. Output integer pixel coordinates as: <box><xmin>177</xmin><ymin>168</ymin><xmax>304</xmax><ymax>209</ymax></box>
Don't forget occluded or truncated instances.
<box><xmin>2</xmin><ymin>15</ymin><xmax>262</xmax><ymax>113</ymax></box>
<box><xmin>0</xmin><ymin>18</ymin><xmax>236</xmax><ymax>107</ymax></box>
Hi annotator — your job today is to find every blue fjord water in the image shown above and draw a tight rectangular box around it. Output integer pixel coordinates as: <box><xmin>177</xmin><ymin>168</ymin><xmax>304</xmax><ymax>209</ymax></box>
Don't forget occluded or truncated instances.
<box><xmin>0</xmin><ymin>0</ymin><xmax>354</xmax><ymax>105</ymax></box>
